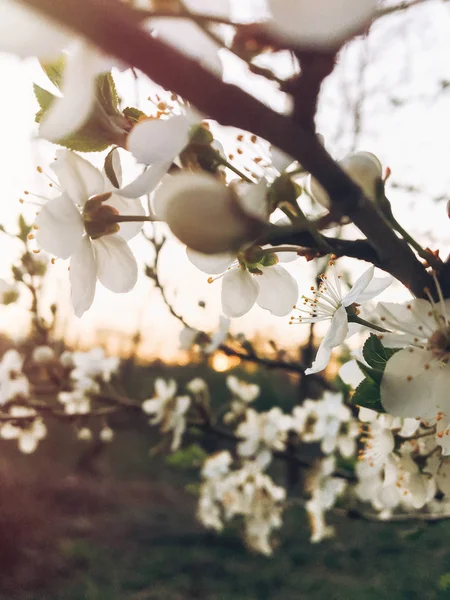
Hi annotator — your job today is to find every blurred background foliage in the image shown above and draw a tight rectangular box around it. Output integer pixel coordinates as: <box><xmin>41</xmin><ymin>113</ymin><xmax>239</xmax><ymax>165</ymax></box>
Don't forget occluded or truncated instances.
<box><xmin>1</xmin><ymin>359</ymin><xmax>450</xmax><ymax>600</ymax></box>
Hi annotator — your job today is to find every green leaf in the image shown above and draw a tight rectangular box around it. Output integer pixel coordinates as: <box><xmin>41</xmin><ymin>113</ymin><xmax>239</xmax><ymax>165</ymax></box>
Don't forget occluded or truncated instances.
<box><xmin>97</xmin><ymin>72</ymin><xmax>120</xmax><ymax>116</ymax></box>
<box><xmin>351</xmin><ymin>376</ymin><xmax>385</xmax><ymax>413</ymax></box>
<box><xmin>122</xmin><ymin>106</ymin><xmax>147</xmax><ymax>125</ymax></box>
<box><xmin>40</xmin><ymin>56</ymin><xmax>66</xmax><ymax>88</ymax></box>
<box><xmin>34</xmin><ymin>73</ymin><xmax>124</xmax><ymax>153</ymax></box>
<box><xmin>166</xmin><ymin>444</ymin><xmax>208</xmax><ymax>470</ymax></box>
<box><xmin>356</xmin><ymin>359</ymin><xmax>382</xmax><ymax>385</ymax></box>
<box><xmin>363</xmin><ymin>334</ymin><xmax>398</xmax><ymax>371</ymax></box>
<box><xmin>104</xmin><ymin>148</ymin><xmax>120</xmax><ymax>188</ymax></box>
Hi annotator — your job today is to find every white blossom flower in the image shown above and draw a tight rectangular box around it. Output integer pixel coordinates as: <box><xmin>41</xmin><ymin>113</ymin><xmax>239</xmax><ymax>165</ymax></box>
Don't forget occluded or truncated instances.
<box><xmin>100</xmin><ymin>426</ymin><xmax>114</xmax><ymax>443</ymax></box>
<box><xmin>143</xmin><ymin>379</ymin><xmax>191</xmax><ymax>451</ymax></box>
<box><xmin>35</xmin><ymin>150</ymin><xmax>144</xmax><ymax>316</ymax></box>
<box><xmin>0</xmin><ymin>1</ymin><xmax>115</xmax><ymax>141</ymax></box>
<box><xmin>70</xmin><ymin>348</ymin><xmax>119</xmax><ymax>384</ymax></box>
<box><xmin>378</xmin><ymin>298</ymin><xmax>450</xmax><ymax>454</ymax></box>
<box><xmin>121</xmin><ymin>112</ymin><xmax>200</xmax><ymax>198</ymax></box>
<box><xmin>309</xmin><ymin>152</ymin><xmax>383</xmax><ymax>209</ymax></box>
<box><xmin>294</xmin><ymin>393</ymin><xmax>356</xmax><ymax>454</ymax></box>
<box><xmin>291</xmin><ymin>262</ymin><xmax>392</xmax><ymax>374</ymax></box>
<box><xmin>179</xmin><ymin>326</ymin><xmax>200</xmax><ymax>351</ymax></box>
<box><xmin>0</xmin><ymin>406</ymin><xmax>46</xmax><ymax>454</ymax></box>
<box><xmin>146</xmin><ymin>0</ymin><xmax>229</xmax><ymax>75</ymax></box>
<box><xmin>204</xmin><ymin>316</ymin><xmax>230</xmax><ymax>353</ymax></box>
<box><xmin>188</xmin><ymin>248</ymin><xmax>298</xmax><ymax>319</ymax></box>
<box><xmin>306</xmin><ymin>456</ymin><xmax>346</xmax><ymax>543</ymax></box>
<box><xmin>58</xmin><ymin>390</ymin><xmax>91</xmax><ymax>415</ymax></box>
<box><xmin>224</xmin><ymin>375</ymin><xmax>260</xmax><ymax>423</ymax></box>
<box><xmin>236</xmin><ymin>407</ymin><xmax>292</xmax><ymax>468</ymax></box>
<box><xmin>77</xmin><ymin>427</ymin><xmax>92</xmax><ymax>441</ymax></box>
<box><xmin>31</xmin><ymin>346</ymin><xmax>55</xmax><ymax>363</ymax></box>
<box><xmin>198</xmin><ymin>458</ymin><xmax>286</xmax><ymax>555</ymax></box>
<box><xmin>0</xmin><ymin>349</ymin><xmax>29</xmax><ymax>405</ymax></box>
<box><xmin>154</xmin><ymin>173</ymin><xmax>268</xmax><ymax>255</ymax></box>
<box><xmin>267</xmin><ymin>0</ymin><xmax>379</xmax><ymax>49</ymax></box>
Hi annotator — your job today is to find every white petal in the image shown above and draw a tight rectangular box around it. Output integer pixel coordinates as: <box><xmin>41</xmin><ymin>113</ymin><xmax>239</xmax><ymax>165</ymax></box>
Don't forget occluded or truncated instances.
<box><xmin>277</xmin><ymin>250</ymin><xmax>299</xmax><ymax>263</ymax></box>
<box><xmin>339</xmin><ymin>359</ymin><xmax>364</xmax><ymax>388</ymax></box>
<box><xmin>377</xmin><ymin>300</ymin><xmax>436</xmax><ymax>338</ymax></box>
<box><xmin>70</xmin><ymin>236</ymin><xmax>97</xmax><ymax>317</ymax></box>
<box><xmin>52</xmin><ymin>150</ymin><xmax>104</xmax><ymax>205</ymax></box>
<box><xmin>149</xmin><ymin>19</ymin><xmax>223</xmax><ymax>75</ymax></box>
<box><xmin>306</xmin><ymin>306</ymin><xmax>349</xmax><ymax>374</ymax></box>
<box><xmin>256</xmin><ymin>265</ymin><xmax>298</xmax><ymax>317</ymax></box>
<box><xmin>356</xmin><ymin>275</ymin><xmax>393</xmax><ymax>303</ymax></box>
<box><xmin>184</xmin><ymin>0</ymin><xmax>230</xmax><ymax>18</ymax></box>
<box><xmin>93</xmin><ymin>235</ymin><xmax>138</xmax><ymax>293</ymax></box>
<box><xmin>342</xmin><ymin>266</ymin><xmax>374</xmax><ymax>307</ymax></box>
<box><xmin>127</xmin><ymin>115</ymin><xmax>194</xmax><ymax>165</ymax></box>
<box><xmin>103</xmin><ymin>194</ymin><xmax>145</xmax><ymax>241</ymax></box>
<box><xmin>35</xmin><ymin>194</ymin><xmax>84</xmax><ymax>258</ymax></box>
<box><xmin>323</xmin><ymin>305</ymin><xmax>349</xmax><ymax>348</ymax></box>
<box><xmin>120</xmin><ymin>162</ymin><xmax>172</xmax><ymax>199</ymax></box>
<box><xmin>221</xmin><ymin>268</ymin><xmax>258</xmax><ymax>318</ymax></box>
<box><xmin>0</xmin><ymin>2</ymin><xmax>69</xmax><ymax>60</ymax></box>
<box><xmin>305</xmin><ymin>337</ymin><xmax>333</xmax><ymax>375</ymax></box>
<box><xmin>104</xmin><ymin>148</ymin><xmax>122</xmax><ymax>188</ymax></box>
<box><xmin>187</xmin><ymin>248</ymin><xmax>235</xmax><ymax>274</ymax></box>
<box><xmin>40</xmin><ymin>43</ymin><xmax>101</xmax><ymax>141</ymax></box>
<box><xmin>381</xmin><ymin>348</ymin><xmax>450</xmax><ymax>419</ymax></box>
<box><xmin>267</xmin><ymin>0</ymin><xmax>378</xmax><ymax>48</ymax></box>
<box><xmin>238</xmin><ymin>179</ymin><xmax>269</xmax><ymax>221</ymax></box>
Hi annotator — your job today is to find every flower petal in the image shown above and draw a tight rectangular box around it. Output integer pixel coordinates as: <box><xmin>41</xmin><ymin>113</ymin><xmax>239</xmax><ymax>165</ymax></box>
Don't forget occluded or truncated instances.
<box><xmin>221</xmin><ymin>268</ymin><xmax>258</xmax><ymax>318</ymax></box>
<box><xmin>187</xmin><ymin>248</ymin><xmax>235</xmax><ymax>274</ymax></box>
<box><xmin>377</xmin><ymin>300</ymin><xmax>436</xmax><ymax>339</ymax></box>
<box><xmin>342</xmin><ymin>266</ymin><xmax>374</xmax><ymax>307</ymax></box>
<box><xmin>93</xmin><ymin>235</ymin><xmax>138</xmax><ymax>293</ymax></box>
<box><xmin>70</xmin><ymin>235</ymin><xmax>97</xmax><ymax>317</ymax></box>
<box><xmin>381</xmin><ymin>348</ymin><xmax>450</xmax><ymax>419</ymax></box>
<box><xmin>35</xmin><ymin>194</ymin><xmax>84</xmax><ymax>258</ymax></box>
<box><xmin>127</xmin><ymin>115</ymin><xmax>194</xmax><ymax>165</ymax></box>
<box><xmin>0</xmin><ymin>2</ymin><xmax>69</xmax><ymax>60</ymax></box>
<box><xmin>52</xmin><ymin>150</ymin><xmax>104</xmax><ymax>205</ymax></box>
<box><xmin>339</xmin><ymin>359</ymin><xmax>364</xmax><ymax>388</ymax></box>
<box><xmin>149</xmin><ymin>19</ymin><xmax>223</xmax><ymax>75</ymax></box>
<box><xmin>40</xmin><ymin>43</ymin><xmax>103</xmax><ymax>141</ymax></box>
<box><xmin>356</xmin><ymin>275</ymin><xmax>393</xmax><ymax>303</ymax></box>
<box><xmin>256</xmin><ymin>265</ymin><xmax>298</xmax><ymax>317</ymax></box>
<box><xmin>120</xmin><ymin>162</ymin><xmax>172</xmax><ymax>199</ymax></box>
<box><xmin>103</xmin><ymin>194</ymin><xmax>145</xmax><ymax>241</ymax></box>
<box><xmin>306</xmin><ymin>305</ymin><xmax>349</xmax><ymax>374</ymax></box>
<box><xmin>267</xmin><ymin>0</ymin><xmax>378</xmax><ymax>48</ymax></box>
<box><xmin>305</xmin><ymin>337</ymin><xmax>333</xmax><ymax>375</ymax></box>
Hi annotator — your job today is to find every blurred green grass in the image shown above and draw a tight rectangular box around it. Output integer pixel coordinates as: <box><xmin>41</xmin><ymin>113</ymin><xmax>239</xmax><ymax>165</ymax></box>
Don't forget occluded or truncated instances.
<box><xmin>1</xmin><ymin>363</ymin><xmax>450</xmax><ymax>600</ymax></box>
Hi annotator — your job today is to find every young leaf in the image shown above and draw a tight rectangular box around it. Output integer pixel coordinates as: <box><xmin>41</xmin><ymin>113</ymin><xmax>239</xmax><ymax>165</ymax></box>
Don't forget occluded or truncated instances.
<box><xmin>123</xmin><ymin>106</ymin><xmax>147</xmax><ymax>126</ymax></box>
<box><xmin>104</xmin><ymin>148</ymin><xmax>120</xmax><ymax>188</ymax></box>
<box><xmin>351</xmin><ymin>376</ymin><xmax>385</xmax><ymax>413</ymax></box>
<box><xmin>356</xmin><ymin>359</ymin><xmax>382</xmax><ymax>385</ymax></box>
<box><xmin>363</xmin><ymin>333</ymin><xmax>398</xmax><ymax>372</ymax></box>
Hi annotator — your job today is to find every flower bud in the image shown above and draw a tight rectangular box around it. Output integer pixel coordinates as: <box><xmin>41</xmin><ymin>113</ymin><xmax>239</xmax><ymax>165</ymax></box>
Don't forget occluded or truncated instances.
<box><xmin>153</xmin><ymin>172</ymin><xmax>266</xmax><ymax>254</ymax></box>
<box><xmin>309</xmin><ymin>151</ymin><xmax>382</xmax><ymax>209</ymax></box>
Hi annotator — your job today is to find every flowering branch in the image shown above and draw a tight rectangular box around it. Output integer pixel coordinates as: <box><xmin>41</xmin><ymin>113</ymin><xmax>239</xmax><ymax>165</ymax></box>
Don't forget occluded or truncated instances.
<box><xmin>19</xmin><ymin>0</ymin><xmax>436</xmax><ymax>298</ymax></box>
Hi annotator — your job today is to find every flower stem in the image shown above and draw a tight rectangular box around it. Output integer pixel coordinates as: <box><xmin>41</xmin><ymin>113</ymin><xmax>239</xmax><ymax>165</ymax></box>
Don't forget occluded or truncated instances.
<box><xmin>214</xmin><ymin>153</ymin><xmax>253</xmax><ymax>183</ymax></box>
<box><xmin>347</xmin><ymin>314</ymin><xmax>390</xmax><ymax>333</ymax></box>
<box><xmin>100</xmin><ymin>214</ymin><xmax>159</xmax><ymax>223</ymax></box>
